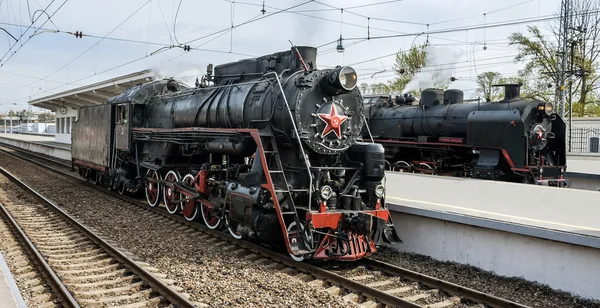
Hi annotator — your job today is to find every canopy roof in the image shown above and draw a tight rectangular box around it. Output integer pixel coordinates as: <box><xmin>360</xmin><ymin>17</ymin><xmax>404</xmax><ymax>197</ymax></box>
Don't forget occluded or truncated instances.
<box><xmin>28</xmin><ymin>69</ymin><xmax>156</xmax><ymax>112</ymax></box>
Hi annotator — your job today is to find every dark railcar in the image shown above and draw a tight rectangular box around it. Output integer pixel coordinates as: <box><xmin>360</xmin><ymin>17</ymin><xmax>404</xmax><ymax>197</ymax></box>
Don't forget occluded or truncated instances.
<box><xmin>363</xmin><ymin>85</ymin><xmax>569</xmax><ymax>186</ymax></box>
<box><xmin>71</xmin><ymin>104</ymin><xmax>113</xmax><ymax>174</ymax></box>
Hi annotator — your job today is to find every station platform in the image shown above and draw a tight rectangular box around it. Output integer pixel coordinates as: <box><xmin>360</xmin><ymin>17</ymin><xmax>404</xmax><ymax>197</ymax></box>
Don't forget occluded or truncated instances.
<box><xmin>0</xmin><ymin>252</ymin><xmax>26</xmax><ymax>308</ymax></box>
<box><xmin>565</xmin><ymin>153</ymin><xmax>600</xmax><ymax>190</ymax></box>
<box><xmin>0</xmin><ymin>133</ymin><xmax>71</xmax><ymax>161</ymax></box>
<box><xmin>386</xmin><ymin>172</ymin><xmax>600</xmax><ymax>240</ymax></box>
<box><xmin>385</xmin><ymin>172</ymin><xmax>600</xmax><ymax>300</ymax></box>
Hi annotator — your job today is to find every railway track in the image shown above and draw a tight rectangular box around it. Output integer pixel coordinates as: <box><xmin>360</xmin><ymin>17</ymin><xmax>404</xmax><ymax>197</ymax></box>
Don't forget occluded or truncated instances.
<box><xmin>0</xmin><ymin>144</ymin><xmax>531</xmax><ymax>308</ymax></box>
<box><xmin>0</xmin><ymin>165</ymin><xmax>197</xmax><ymax>308</ymax></box>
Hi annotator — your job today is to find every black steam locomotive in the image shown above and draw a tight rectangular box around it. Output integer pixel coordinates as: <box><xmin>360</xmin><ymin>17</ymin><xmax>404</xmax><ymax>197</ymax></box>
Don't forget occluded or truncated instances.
<box><xmin>362</xmin><ymin>85</ymin><xmax>570</xmax><ymax>186</ymax></box>
<box><xmin>72</xmin><ymin>46</ymin><xmax>399</xmax><ymax>261</ymax></box>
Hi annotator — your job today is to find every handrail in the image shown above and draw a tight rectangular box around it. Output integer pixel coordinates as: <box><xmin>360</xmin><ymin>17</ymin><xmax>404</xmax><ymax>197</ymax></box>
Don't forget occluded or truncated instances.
<box><xmin>264</xmin><ymin>71</ymin><xmax>314</xmax><ymax>212</ymax></box>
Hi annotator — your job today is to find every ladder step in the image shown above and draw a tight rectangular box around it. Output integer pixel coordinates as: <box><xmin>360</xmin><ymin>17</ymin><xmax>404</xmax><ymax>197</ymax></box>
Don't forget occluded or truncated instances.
<box><xmin>281</xmin><ymin>212</ymin><xmax>296</xmax><ymax>215</ymax></box>
<box><xmin>269</xmin><ymin>170</ymin><xmax>284</xmax><ymax>174</ymax></box>
<box><xmin>263</xmin><ymin>150</ymin><xmax>278</xmax><ymax>154</ymax></box>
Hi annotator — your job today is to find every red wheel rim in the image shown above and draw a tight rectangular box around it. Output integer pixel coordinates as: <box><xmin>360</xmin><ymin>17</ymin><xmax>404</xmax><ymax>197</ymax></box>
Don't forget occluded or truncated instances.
<box><xmin>181</xmin><ymin>174</ymin><xmax>198</xmax><ymax>221</ymax></box>
<box><xmin>163</xmin><ymin>170</ymin><xmax>180</xmax><ymax>214</ymax></box>
<box><xmin>145</xmin><ymin>170</ymin><xmax>160</xmax><ymax>207</ymax></box>
<box><xmin>201</xmin><ymin>202</ymin><xmax>220</xmax><ymax>229</ymax></box>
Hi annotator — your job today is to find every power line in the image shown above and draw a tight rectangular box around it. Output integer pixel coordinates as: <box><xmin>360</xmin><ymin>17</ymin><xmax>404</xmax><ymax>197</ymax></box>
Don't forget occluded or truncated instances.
<box><xmin>429</xmin><ymin>0</ymin><xmax>535</xmax><ymax>26</ymax></box>
<box><xmin>319</xmin><ymin>9</ymin><xmax>600</xmax><ymax>47</ymax></box>
<box><xmin>223</xmin><ymin>0</ymin><xmax>415</xmax><ymax>36</ymax></box>
<box><xmin>312</xmin><ymin>0</ymin><xmax>426</xmax><ymax>26</ymax></box>
<box><xmin>184</xmin><ymin>0</ymin><xmax>313</xmax><ymax>46</ymax></box>
<box><xmin>0</xmin><ymin>0</ymin><xmax>59</xmax><ymax>64</ymax></box>
<box><xmin>12</xmin><ymin>0</ymin><xmax>153</xmax><ymax>90</ymax></box>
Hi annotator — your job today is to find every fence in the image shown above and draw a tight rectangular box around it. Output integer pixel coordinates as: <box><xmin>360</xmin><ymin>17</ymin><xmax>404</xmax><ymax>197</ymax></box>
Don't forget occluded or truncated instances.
<box><xmin>570</xmin><ymin>127</ymin><xmax>600</xmax><ymax>153</ymax></box>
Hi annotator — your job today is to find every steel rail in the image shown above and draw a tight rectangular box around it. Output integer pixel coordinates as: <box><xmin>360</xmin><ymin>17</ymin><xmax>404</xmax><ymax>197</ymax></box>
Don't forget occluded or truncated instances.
<box><xmin>0</xmin><ymin>145</ymin><xmax>532</xmax><ymax>308</ymax></box>
<box><xmin>0</xmin><ymin>166</ymin><xmax>196</xmax><ymax>308</ymax></box>
<box><xmin>362</xmin><ymin>258</ymin><xmax>531</xmax><ymax>308</ymax></box>
<box><xmin>0</xmin><ymin>200</ymin><xmax>80</xmax><ymax>308</ymax></box>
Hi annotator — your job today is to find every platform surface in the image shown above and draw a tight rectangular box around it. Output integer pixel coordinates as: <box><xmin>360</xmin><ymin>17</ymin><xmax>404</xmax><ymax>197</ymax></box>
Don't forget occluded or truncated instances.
<box><xmin>0</xmin><ymin>133</ymin><xmax>70</xmax><ymax>149</ymax></box>
<box><xmin>385</xmin><ymin>172</ymin><xmax>600</xmax><ymax>238</ymax></box>
<box><xmin>567</xmin><ymin>153</ymin><xmax>600</xmax><ymax>175</ymax></box>
<box><xmin>0</xmin><ymin>252</ymin><xmax>26</xmax><ymax>308</ymax></box>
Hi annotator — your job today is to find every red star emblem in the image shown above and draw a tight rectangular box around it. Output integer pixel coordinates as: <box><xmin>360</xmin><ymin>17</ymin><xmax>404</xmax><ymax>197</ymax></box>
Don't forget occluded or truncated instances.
<box><xmin>317</xmin><ymin>104</ymin><xmax>348</xmax><ymax>139</ymax></box>
<box><xmin>536</xmin><ymin>130</ymin><xmax>544</xmax><ymax>139</ymax></box>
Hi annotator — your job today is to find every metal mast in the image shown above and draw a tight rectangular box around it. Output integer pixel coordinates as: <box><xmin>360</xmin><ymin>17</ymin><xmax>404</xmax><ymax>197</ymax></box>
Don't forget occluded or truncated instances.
<box><xmin>556</xmin><ymin>0</ymin><xmax>573</xmax><ymax>118</ymax></box>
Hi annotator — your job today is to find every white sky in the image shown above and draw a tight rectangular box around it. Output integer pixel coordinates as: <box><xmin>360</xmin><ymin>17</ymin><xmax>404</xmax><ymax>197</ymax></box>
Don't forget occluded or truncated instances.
<box><xmin>0</xmin><ymin>0</ymin><xmax>563</xmax><ymax>113</ymax></box>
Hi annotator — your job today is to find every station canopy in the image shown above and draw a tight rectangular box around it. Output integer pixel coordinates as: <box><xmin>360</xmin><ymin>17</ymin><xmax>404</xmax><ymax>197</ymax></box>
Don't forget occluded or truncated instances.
<box><xmin>28</xmin><ymin>69</ymin><xmax>156</xmax><ymax>112</ymax></box>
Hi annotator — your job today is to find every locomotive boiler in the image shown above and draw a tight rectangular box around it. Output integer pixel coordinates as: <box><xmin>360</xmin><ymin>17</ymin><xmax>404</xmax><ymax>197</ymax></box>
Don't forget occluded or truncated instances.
<box><xmin>363</xmin><ymin>84</ymin><xmax>570</xmax><ymax>186</ymax></box>
<box><xmin>72</xmin><ymin>46</ymin><xmax>399</xmax><ymax>262</ymax></box>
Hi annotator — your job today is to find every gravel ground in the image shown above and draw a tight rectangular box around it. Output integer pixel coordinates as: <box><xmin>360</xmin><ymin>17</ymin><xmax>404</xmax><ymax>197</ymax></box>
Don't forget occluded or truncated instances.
<box><xmin>0</xmin><ymin>152</ymin><xmax>353</xmax><ymax>308</ymax></box>
<box><xmin>372</xmin><ymin>247</ymin><xmax>600</xmax><ymax>308</ymax></box>
<box><xmin>0</xmin><ymin>206</ymin><xmax>59</xmax><ymax>307</ymax></box>
<box><xmin>2</xmin><ymin>150</ymin><xmax>599</xmax><ymax>308</ymax></box>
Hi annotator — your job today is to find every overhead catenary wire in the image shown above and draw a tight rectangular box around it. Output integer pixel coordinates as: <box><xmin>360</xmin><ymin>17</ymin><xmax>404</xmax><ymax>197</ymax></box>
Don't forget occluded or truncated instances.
<box><xmin>0</xmin><ymin>0</ymin><xmax>59</xmax><ymax>65</ymax></box>
<box><xmin>224</xmin><ymin>0</ymin><xmax>414</xmax><ymax>37</ymax></box>
<box><xmin>183</xmin><ymin>0</ymin><xmax>313</xmax><ymax>46</ymax></box>
<box><xmin>341</xmin><ymin>9</ymin><xmax>600</xmax><ymax>42</ymax></box>
<box><xmin>0</xmin><ymin>0</ymin><xmax>572</xmax><ymax>106</ymax></box>
<box><xmin>315</xmin><ymin>8</ymin><xmax>600</xmax><ymax>50</ymax></box>
<box><xmin>157</xmin><ymin>0</ymin><xmax>175</xmax><ymax>45</ymax></box>
<box><xmin>3</xmin><ymin>0</ymin><xmax>307</xmax><ymax>100</ymax></box>
<box><xmin>13</xmin><ymin>0</ymin><xmax>153</xmax><ymax>89</ymax></box>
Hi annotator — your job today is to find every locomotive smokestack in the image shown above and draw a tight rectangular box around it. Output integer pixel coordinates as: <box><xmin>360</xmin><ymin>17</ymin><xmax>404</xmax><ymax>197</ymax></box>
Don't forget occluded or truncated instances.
<box><xmin>493</xmin><ymin>84</ymin><xmax>521</xmax><ymax>102</ymax></box>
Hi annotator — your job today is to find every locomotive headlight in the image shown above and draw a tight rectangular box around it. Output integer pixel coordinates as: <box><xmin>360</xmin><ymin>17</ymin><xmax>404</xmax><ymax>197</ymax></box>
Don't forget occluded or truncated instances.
<box><xmin>544</xmin><ymin>102</ymin><xmax>554</xmax><ymax>115</ymax></box>
<box><xmin>320</xmin><ymin>185</ymin><xmax>333</xmax><ymax>200</ymax></box>
<box><xmin>338</xmin><ymin>66</ymin><xmax>358</xmax><ymax>91</ymax></box>
<box><xmin>321</xmin><ymin>66</ymin><xmax>358</xmax><ymax>94</ymax></box>
<box><xmin>374</xmin><ymin>184</ymin><xmax>385</xmax><ymax>198</ymax></box>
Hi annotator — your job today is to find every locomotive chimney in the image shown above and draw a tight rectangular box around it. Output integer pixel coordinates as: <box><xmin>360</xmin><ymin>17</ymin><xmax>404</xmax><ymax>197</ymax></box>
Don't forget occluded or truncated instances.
<box><xmin>419</xmin><ymin>88</ymin><xmax>444</xmax><ymax>109</ymax></box>
<box><xmin>443</xmin><ymin>89</ymin><xmax>463</xmax><ymax>104</ymax></box>
<box><xmin>494</xmin><ymin>84</ymin><xmax>521</xmax><ymax>102</ymax></box>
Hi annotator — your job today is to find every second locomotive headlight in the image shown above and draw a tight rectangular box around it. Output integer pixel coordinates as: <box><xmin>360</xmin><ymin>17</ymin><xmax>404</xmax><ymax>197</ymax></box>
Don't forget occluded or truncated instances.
<box><xmin>538</xmin><ymin>102</ymin><xmax>554</xmax><ymax>116</ymax></box>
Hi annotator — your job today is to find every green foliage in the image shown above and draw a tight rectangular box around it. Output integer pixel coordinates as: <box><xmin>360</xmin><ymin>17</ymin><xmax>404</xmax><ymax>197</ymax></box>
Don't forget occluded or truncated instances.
<box><xmin>370</xmin><ymin>83</ymin><xmax>390</xmax><ymax>94</ymax></box>
<box><xmin>475</xmin><ymin>72</ymin><xmax>503</xmax><ymax>102</ymax></box>
<box><xmin>508</xmin><ymin>1</ymin><xmax>600</xmax><ymax>117</ymax></box>
<box><xmin>359</xmin><ymin>83</ymin><xmax>369</xmax><ymax>95</ymax></box>
<box><xmin>389</xmin><ymin>44</ymin><xmax>427</xmax><ymax>93</ymax></box>
<box><xmin>508</xmin><ymin>26</ymin><xmax>558</xmax><ymax>82</ymax></box>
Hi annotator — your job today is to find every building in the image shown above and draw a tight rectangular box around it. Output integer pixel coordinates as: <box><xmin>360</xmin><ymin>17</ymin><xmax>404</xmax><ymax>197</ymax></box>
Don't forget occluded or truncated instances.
<box><xmin>28</xmin><ymin>69</ymin><xmax>156</xmax><ymax>144</ymax></box>
<box><xmin>569</xmin><ymin>117</ymin><xmax>600</xmax><ymax>153</ymax></box>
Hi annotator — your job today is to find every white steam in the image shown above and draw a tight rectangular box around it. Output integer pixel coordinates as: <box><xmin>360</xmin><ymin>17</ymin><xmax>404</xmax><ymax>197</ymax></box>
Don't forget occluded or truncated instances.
<box><xmin>152</xmin><ymin>64</ymin><xmax>205</xmax><ymax>87</ymax></box>
<box><xmin>402</xmin><ymin>45</ymin><xmax>460</xmax><ymax>94</ymax></box>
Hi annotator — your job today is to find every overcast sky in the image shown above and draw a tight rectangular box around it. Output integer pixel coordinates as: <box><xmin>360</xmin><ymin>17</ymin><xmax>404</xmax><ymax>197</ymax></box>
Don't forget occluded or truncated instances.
<box><xmin>0</xmin><ymin>0</ymin><xmax>563</xmax><ymax>113</ymax></box>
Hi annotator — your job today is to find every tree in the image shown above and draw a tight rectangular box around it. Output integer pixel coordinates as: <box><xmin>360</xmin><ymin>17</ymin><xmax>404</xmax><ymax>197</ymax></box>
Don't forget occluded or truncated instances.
<box><xmin>389</xmin><ymin>44</ymin><xmax>427</xmax><ymax>94</ymax></box>
<box><xmin>475</xmin><ymin>72</ymin><xmax>504</xmax><ymax>102</ymax></box>
<box><xmin>359</xmin><ymin>83</ymin><xmax>369</xmax><ymax>95</ymax></box>
<box><xmin>371</xmin><ymin>83</ymin><xmax>390</xmax><ymax>94</ymax></box>
<box><xmin>509</xmin><ymin>0</ymin><xmax>600</xmax><ymax>117</ymax></box>
<box><xmin>38</xmin><ymin>112</ymin><xmax>55</xmax><ymax>123</ymax></box>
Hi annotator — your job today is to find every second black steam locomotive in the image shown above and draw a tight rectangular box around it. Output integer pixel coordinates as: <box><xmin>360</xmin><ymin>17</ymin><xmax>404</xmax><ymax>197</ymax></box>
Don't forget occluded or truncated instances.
<box><xmin>362</xmin><ymin>85</ymin><xmax>570</xmax><ymax>186</ymax></box>
<box><xmin>72</xmin><ymin>46</ymin><xmax>399</xmax><ymax>262</ymax></box>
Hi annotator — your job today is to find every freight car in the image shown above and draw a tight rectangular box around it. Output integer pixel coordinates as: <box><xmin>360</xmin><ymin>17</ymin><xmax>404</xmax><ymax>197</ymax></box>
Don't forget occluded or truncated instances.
<box><xmin>362</xmin><ymin>85</ymin><xmax>570</xmax><ymax>187</ymax></box>
<box><xmin>72</xmin><ymin>46</ymin><xmax>399</xmax><ymax>262</ymax></box>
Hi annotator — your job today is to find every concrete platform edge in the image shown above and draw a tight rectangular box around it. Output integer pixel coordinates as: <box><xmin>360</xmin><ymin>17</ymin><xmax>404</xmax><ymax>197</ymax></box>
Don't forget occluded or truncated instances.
<box><xmin>388</xmin><ymin>203</ymin><xmax>600</xmax><ymax>250</ymax></box>
<box><xmin>566</xmin><ymin>171</ymin><xmax>600</xmax><ymax>181</ymax></box>
<box><xmin>0</xmin><ymin>252</ymin><xmax>27</xmax><ymax>308</ymax></box>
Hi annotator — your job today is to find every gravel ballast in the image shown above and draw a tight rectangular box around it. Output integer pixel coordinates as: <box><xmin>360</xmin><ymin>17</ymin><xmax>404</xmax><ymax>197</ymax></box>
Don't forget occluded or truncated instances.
<box><xmin>1</xmin><ymin>150</ymin><xmax>598</xmax><ymax>307</ymax></box>
<box><xmin>0</xmin><ymin>152</ymin><xmax>352</xmax><ymax>307</ymax></box>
